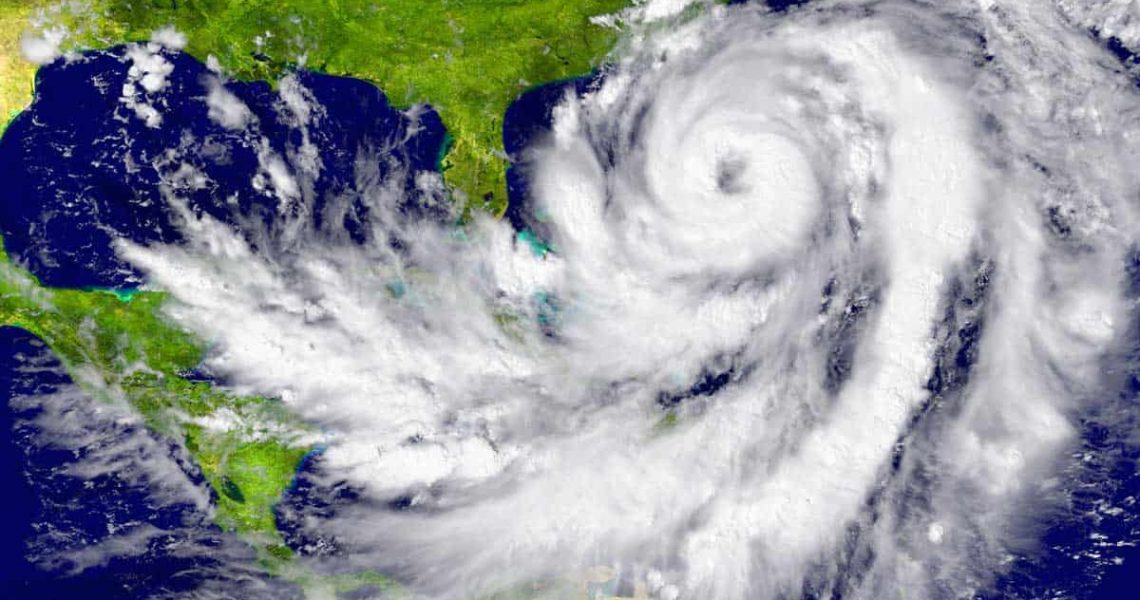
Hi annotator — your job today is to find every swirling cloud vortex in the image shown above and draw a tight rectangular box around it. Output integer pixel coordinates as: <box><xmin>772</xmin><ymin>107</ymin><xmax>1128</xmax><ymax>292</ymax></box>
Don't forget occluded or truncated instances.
<box><xmin>122</xmin><ymin>1</ymin><xmax>1140</xmax><ymax>598</ymax></box>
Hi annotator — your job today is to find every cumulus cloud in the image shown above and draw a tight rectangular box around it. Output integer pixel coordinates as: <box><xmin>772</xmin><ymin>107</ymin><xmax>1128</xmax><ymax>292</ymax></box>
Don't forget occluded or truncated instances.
<box><xmin>150</xmin><ymin>25</ymin><xmax>187</xmax><ymax>50</ymax></box>
<box><xmin>114</xmin><ymin>1</ymin><xmax>1140</xmax><ymax>598</ymax></box>
<box><xmin>119</xmin><ymin>43</ymin><xmax>177</xmax><ymax>128</ymax></box>
<box><xmin>20</xmin><ymin>26</ymin><xmax>68</xmax><ymax>65</ymax></box>
<box><xmin>204</xmin><ymin>78</ymin><xmax>253</xmax><ymax>130</ymax></box>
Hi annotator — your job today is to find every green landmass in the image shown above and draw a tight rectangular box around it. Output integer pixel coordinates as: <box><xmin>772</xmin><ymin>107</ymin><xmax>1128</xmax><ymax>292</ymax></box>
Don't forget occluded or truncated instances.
<box><xmin>0</xmin><ymin>1</ymin><xmax>674</xmax><ymax>596</ymax></box>
<box><xmin>0</xmin><ymin>237</ymin><xmax>400</xmax><ymax>595</ymax></box>
<box><xmin>0</xmin><ymin>238</ymin><xmax>301</xmax><ymax>554</ymax></box>
<box><xmin>64</xmin><ymin>0</ymin><xmax>631</xmax><ymax>215</ymax></box>
<box><xmin>0</xmin><ymin>1</ymin><xmax>37</xmax><ymax>129</ymax></box>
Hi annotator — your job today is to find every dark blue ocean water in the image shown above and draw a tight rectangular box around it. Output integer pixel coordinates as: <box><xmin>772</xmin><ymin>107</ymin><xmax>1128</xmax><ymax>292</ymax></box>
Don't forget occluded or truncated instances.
<box><xmin>0</xmin><ymin>327</ymin><xmax>300</xmax><ymax>598</ymax></box>
<box><xmin>0</xmin><ymin>46</ymin><xmax>447</xmax><ymax>289</ymax></box>
<box><xmin>0</xmin><ymin>43</ymin><xmax>447</xmax><ymax>598</ymax></box>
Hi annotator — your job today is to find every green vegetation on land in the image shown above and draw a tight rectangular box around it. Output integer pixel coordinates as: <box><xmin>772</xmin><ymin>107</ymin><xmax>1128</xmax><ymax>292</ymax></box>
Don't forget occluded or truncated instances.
<box><xmin>0</xmin><ymin>238</ymin><xmax>308</xmax><ymax>544</ymax></box>
<box><xmin>0</xmin><ymin>239</ymin><xmax>397</xmax><ymax>595</ymax></box>
<box><xmin>76</xmin><ymin>0</ymin><xmax>632</xmax><ymax>215</ymax></box>
<box><xmin>0</xmin><ymin>1</ymin><xmax>38</xmax><ymax>130</ymax></box>
<box><xmin>0</xmin><ymin>1</ymin><xmax>657</xmax><ymax>596</ymax></box>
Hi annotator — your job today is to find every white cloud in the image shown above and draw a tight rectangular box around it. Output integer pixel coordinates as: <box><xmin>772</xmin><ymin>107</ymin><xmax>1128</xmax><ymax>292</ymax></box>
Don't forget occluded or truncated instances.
<box><xmin>113</xmin><ymin>1</ymin><xmax>1140</xmax><ymax>598</ymax></box>
<box><xmin>20</xmin><ymin>26</ymin><xmax>68</xmax><ymax>65</ymax></box>
<box><xmin>204</xmin><ymin>79</ymin><xmax>252</xmax><ymax>130</ymax></box>
<box><xmin>641</xmin><ymin>0</ymin><xmax>701</xmax><ymax>21</ymax></box>
<box><xmin>150</xmin><ymin>25</ymin><xmax>187</xmax><ymax>50</ymax></box>
<box><xmin>205</xmin><ymin>54</ymin><xmax>223</xmax><ymax>74</ymax></box>
<box><xmin>277</xmin><ymin>74</ymin><xmax>317</xmax><ymax>126</ymax></box>
<box><xmin>125</xmin><ymin>44</ymin><xmax>174</xmax><ymax>93</ymax></box>
<box><xmin>118</xmin><ymin>43</ymin><xmax>176</xmax><ymax>128</ymax></box>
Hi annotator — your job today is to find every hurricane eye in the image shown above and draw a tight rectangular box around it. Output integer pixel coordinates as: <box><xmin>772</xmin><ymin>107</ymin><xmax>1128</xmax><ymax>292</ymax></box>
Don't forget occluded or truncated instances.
<box><xmin>715</xmin><ymin>155</ymin><xmax>750</xmax><ymax>195</ymax></box>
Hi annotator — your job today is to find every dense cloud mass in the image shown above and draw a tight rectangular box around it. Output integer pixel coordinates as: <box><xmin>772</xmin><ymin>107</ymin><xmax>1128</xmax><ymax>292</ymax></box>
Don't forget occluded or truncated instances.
<box><xmin>92</xmin><ymin>0</ymin><xmax>1140</xmax><ymax>598</ymax></box>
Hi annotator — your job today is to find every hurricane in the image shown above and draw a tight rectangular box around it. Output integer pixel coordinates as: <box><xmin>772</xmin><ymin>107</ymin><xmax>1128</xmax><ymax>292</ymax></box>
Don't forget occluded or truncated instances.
<box><xmin>8</xmin><ymin>0</ymin><xmax>1140</xmax><ymax>598</ymax></box>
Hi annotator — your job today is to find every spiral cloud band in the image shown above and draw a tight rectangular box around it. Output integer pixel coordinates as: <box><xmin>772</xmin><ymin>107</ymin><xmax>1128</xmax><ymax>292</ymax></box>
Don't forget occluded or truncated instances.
<box><xmin>113</xmin><ymin>0</ymin><xmax>1140</xmax><ymax>598</ymax></box>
